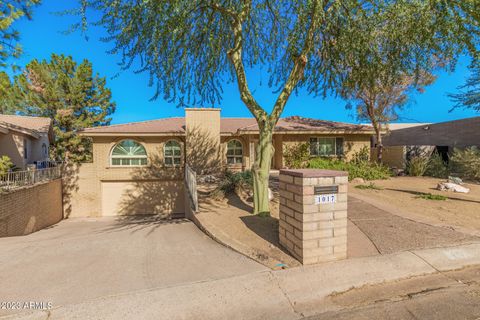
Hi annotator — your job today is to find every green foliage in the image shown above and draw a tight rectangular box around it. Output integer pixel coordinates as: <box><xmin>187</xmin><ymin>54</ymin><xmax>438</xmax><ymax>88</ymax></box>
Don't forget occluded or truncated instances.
<box><xmin>308</xmin><ymin>157</ymin><xmax>391</xmax><ymax>181</ymax></box>
<box><xmin>213</xmin><ymin>170</ymin><xmax>254</xmax><ymax>198</ymax></box>
<box><xmin>68</xmin><ymin>0</ymin><xmax>480</xmax><ymax>214</ymax></box>
<box><xmin>355</xmin><ymin>183</ymin><xmax>383</xmax><ymax>190</ymax></box>
<box><xmin>450</xmin><ymin>61</ymin><xmax>480</xmax><ymax>113</ymax></box>
<box><xmin>425</xmin><ymin>151</ymin><xmax>449</xmax><ymax>178</ymax></box>
<box><xmin>350</xmin><ymin>146</ymin><xmax>371</xmax><ymax>165</ymax></box>
<box><xmin>416</xmin><ymin>193</ymin><xmax>447</xmax><ymax>201</ymax></box>
<box><xmin>283</xmin><ymin>142</ymin><xmax>310</xmax><ymax>169</ymax></box>
<box><xmin>70</xmin><ymin>1</ymin><xmax>479</xmax><ymax>108</ymax></box>
<box><xmin>0</xmin><ymin>0</ymin><xmax>40</xmax><ymax>69</ymax></box>
<box><xmin>406</xmin><ymin>156</ymin><xmax>429</xmax><ymax>176</ymax></box>
<box><xmin>0</xmin><ymin>155</ymin><xmax>13</xmax><ymax>175</ymax></box>
<box><xmin>0</xmin><ymin>71</ymin><xmax>15</xmax><ymax>113</ymax></box>
<box><xmin>450</xmin><ymin>147</ymin><xmax>480</xmax><ymax>181</ymax></box>
<box><xmin>7</xmin><ymin>54</ymin><xmax>115</xmax><ymax>162</ymax></box>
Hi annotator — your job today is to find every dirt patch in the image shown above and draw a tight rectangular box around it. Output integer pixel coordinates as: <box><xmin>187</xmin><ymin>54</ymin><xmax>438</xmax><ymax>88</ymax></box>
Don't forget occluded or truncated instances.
<box><xmin>196</xmin><ymin>185</ymin><xmax>300</xmax><ymax>269</ymax></box>
<box><xmin>350</xmin><ymin>177</ymin><xmax>480</xmax><ymax>235</ymax></box>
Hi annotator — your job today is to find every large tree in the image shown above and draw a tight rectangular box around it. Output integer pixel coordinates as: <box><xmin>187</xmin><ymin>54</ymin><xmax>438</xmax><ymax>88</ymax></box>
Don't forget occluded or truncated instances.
<box><xmin>339</xmin><ymin>1</ymin><xmax>479</xmax><ymax>162</ymax></box>
<box><xmin>343</xmin><ymin>69</ymin><xmax>436</xmax><ymax>162</ymax></box>
<box><xmin>9</xmin><ymin>53</ymin><xmax>116</xmax><ymax>162</ymax></box>
<box><xmin>0</xmin><ymin>71</ymin><xmax>15</xmax><ymax>113</ymax></box>
<box><xmin>72</xmin><ymin>0</ymin><xmax>479</xmax><ymax>215</ymax></box>
<box><xmin>1</xmin><ymin>0</ymin><xmax>39</xmax><ymax>69</ymax></box>
<box><xmin>450</xmin><ymin>61</ymin><xmax>480</xmax><ymax>113</ymax></box>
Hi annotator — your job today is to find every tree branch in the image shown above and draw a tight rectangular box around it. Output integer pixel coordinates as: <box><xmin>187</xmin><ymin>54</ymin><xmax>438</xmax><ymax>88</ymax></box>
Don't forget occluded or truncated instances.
<box><xmin>269</xmin><ymin>0</ymin><xmax>320</xmax><ymax>126</ymax></box>
<box><xmin>226</xmin><ymin>1</ymin><xmax>267</xmax><ymax>122</ymax></box>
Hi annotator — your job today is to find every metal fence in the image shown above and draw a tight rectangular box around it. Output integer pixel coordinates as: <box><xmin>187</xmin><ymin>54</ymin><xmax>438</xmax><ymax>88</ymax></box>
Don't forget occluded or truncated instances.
<box><xmin>34</xmin><ymin>160</ymin><xmax>62</xmax><ymax>169</ymax></box>
<box><xmin>184</xmin><ymin>164</ymin><xmax>198</xmax><ymax>212</ymax></box>
<box><xmin>0</xmin><ymin>166</ymin><xmax>62</xmax><ymax>191</ymax></box>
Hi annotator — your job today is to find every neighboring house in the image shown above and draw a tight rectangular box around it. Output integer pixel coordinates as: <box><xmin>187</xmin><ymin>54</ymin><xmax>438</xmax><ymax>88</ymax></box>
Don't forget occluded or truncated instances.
<box><xmin>0</xmin><ymin>115</ymin><xmax>53</xmax><ymax>169</ymax></box>
<box><xmin>379</xmin><ymin>117</ymin><xmax>480</xmax><ymax>169</ymax></box>
<box><xmin>70</xmin><ymin>108</ymin><xmax>374</xmax><ymax>218</ymax></box>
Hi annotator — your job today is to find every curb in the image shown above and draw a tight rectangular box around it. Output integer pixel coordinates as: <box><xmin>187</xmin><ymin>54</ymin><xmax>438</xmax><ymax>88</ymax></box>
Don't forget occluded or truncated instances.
<box><xmin>3</xmin><ymin>242</ymin><xmax>480</xmax><ymax>320</ymax></box>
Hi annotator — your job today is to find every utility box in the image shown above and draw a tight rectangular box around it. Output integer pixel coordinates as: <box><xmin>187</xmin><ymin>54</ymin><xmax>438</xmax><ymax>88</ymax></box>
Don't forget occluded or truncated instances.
<box><xmin>278</xmin><ymin>169</ymin><xmax>348</xmax><ymax>265</ymax></box>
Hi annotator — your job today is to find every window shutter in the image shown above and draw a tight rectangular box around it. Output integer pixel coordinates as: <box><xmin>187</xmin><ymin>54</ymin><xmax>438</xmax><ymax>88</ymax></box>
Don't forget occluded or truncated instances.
<box><xmin>335</xmin><ymin>138</ymin><xmax>344</xmax><ymax>156</ymax></box>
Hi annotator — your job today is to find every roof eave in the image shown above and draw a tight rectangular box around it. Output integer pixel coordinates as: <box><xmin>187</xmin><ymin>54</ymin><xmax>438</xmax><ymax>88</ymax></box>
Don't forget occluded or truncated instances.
<box><xmin>235</xmin><ymin>129</ymin><xmax>377</xmax><ymax>135</ymax></box>
<box><xmin>79</xmin><ymin>132</ymin><xmax>186</xmax><ymax>137</ymax></box>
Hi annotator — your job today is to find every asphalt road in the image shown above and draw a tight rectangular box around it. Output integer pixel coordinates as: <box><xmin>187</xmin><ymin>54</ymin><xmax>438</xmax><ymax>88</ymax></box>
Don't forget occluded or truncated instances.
<box><xmin>306</xmin><ymin>265</ymin><xmax>480</xmax><ymax>320</ymax></box>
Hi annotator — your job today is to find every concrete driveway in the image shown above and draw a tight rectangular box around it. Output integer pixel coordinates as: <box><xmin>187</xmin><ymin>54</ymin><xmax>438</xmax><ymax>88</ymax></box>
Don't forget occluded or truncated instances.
<box><xmin>0</xmin><ymin>216</ymin><xmax>265</xmax><ymax>316</ymax></box>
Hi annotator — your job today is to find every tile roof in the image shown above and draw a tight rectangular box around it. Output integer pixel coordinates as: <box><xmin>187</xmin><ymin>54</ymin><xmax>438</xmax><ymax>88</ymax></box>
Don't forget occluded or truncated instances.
<box><xmin>81</xmin><ymin>117</ymin><xmax>186</xmax><ymax>134</ymax></box>
<box><xmin>0</xmin><ymin>114</ymin><xmax>52</xmax><ymax>138</ymax></box>
<box><xmin>80</xmin><ymin>116</ymin><xmax>374</xmax><ymax>135</ymax></box>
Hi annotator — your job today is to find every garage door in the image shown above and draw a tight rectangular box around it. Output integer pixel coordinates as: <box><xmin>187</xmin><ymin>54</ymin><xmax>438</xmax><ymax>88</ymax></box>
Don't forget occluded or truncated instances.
<box><xmin>101</xmin><ymin>181</ymin><xmax>185</xmax><ymax>217</ymax></box>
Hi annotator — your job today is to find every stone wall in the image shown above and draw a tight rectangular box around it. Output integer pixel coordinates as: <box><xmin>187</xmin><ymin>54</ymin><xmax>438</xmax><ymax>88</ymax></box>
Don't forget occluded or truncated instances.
<box><xmin>0</xmin><ymin>179</ymin><xmax>63</xmax><ymax>237</ymax></box>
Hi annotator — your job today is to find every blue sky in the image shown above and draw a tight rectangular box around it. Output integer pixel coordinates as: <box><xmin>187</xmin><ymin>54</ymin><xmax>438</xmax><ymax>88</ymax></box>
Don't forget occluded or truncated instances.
<box><xmin>6</xmin><ymin>0</ymin><xmax>479</xmax><ymax>125</ymax></box>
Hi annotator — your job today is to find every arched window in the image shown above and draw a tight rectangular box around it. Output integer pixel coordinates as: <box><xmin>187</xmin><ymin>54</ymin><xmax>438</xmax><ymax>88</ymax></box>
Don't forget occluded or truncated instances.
<box><xmin>111</xmin><ymin>140</ymin><xmax>147</xmax><ymax>166</ymax></box>
<box><xmin>227</xmin><ymin>140</ymin><xmax>243</xmax><ymax>165</ymax></box>
<box><xmin>164</xmin><ymin>140</ymin><xmax>182</xmax><ymax>166</ymax></box>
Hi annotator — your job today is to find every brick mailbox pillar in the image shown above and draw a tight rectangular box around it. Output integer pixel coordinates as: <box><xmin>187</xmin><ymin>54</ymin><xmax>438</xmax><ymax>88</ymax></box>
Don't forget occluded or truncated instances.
<box><xmin>278</xmin><ymin>169</ymin><xmax>348</xmax><ymax>265</ymax></box>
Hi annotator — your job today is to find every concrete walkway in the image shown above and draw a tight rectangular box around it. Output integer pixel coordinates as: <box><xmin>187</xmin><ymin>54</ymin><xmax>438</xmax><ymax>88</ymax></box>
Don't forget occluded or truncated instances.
<box><xmin>5</xmin><ymin>242</ymin><xmax>480</xmax><ymax>320</ymax></box>
<box><xmin>349</xmin><ymin>196</ymin><xmax>479</xmax><ymax>254</ymax></box>
<box><xmin>0</xmin><ymin>217</ymin><xmax>265</xmax><ymax>318</ymax></box>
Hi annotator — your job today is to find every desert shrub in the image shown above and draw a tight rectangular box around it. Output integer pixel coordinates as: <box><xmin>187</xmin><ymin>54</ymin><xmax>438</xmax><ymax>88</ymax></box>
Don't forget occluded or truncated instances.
<box><xmin>415</xmin><ymin>193</ymin><xmax>447</xmax><ymax>201</ymax></box>
<box><xmin>355</xmin><ymin>183</ymin><xmax>383</xmax><ymax>190</ymax></box>
<box><xmin>425</xmin><ymin>151</ymin><xmax>449</xmax><ymax>178</ymax></box>
<box><xmin>0</xmin><ymin>156</ymin><xmax>13</xmax><ymax>175</ymax></box>
<box><xmin>283</xmin><ymin>142</ymin><xmax>310</xmax><ymax>168</ymax></box>
<box><xmin>406</xmin><ymin>156</ymin><xmax>429</xmax><ymax>176</ymax></box>
<box><xmin>350</xmin><ymin>146</ymin><xmax>371</xmax><ymax>165</ymax></box>
<box><xmin>450</xmin><ymin>147</ymin><xmax>480</xmax><ymax>181</ymax></box>
<box><xmin>211</xmin><ymin>170</ymin><xmax>253</xmax><ymax>198</ymax></box>
<box><xmin>308</xmin><ymin>157</ymin><xmax>391</xmax><ymax>181</ymax></box>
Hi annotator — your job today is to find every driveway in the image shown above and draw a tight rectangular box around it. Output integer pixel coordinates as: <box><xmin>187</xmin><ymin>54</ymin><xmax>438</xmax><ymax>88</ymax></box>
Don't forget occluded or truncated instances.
<box><xmin>0</xmin><ymin>216</ymin><xmax>265</xmax><ymax>316</ymax></box>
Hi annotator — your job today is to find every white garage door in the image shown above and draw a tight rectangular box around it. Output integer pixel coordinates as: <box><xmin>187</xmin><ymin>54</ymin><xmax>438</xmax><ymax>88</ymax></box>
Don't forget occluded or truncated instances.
<box><xmin>101</xmin><ymin>181</ymin><xmax>184</xmax><ymax>217</ymax></box>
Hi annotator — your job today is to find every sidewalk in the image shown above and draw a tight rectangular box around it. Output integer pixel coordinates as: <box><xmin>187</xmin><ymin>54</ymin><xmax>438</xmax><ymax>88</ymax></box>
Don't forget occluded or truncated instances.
<box><xmin>5</xmin><ymin>242</ymin><xmax>480</xmax><ymax>320</ymax></box>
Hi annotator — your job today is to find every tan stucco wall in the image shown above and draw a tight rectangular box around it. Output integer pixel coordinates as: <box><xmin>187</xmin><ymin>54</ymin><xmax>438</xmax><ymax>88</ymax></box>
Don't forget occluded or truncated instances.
<box><xmin>30</xmin><ymin>134</ymin><xmax>50</xmax><ymax>163</ymax></box>
<box><xmin>218</xmin><ymin>133</ymin><xmax>372</xmax><ymax>171</ymax></box>
<box><xmin>372</xmin><ymin>146</ymin><xmax>406</xmax><ymax>169</ymax></box>
<box><xmin>0</xmin><ymin>179</ymin><xmax>63</xmax><ymax>237</ymax></box>
<box><xmin>0</xmin><ymin>131</ymin><xmax>50</xmax><ymax>169</ymax></box>
<box><xmin>185</xmin><ymin>108</ymin><xmax>222</xmax><ymax>174</ymax></box>
<box><xmin>0</xmin><ymin>131</ymin><xmax>26</xmax><ymax>168</ymax></box>
<box><xmin>276</xmin><ymin>134</ymin><xmax>371</xmax><ymax>169</ymax></box>
<box><xmin>66</xmin><ymin>136</ymin><xmax>185</xmax><ymax>218</ymax></box>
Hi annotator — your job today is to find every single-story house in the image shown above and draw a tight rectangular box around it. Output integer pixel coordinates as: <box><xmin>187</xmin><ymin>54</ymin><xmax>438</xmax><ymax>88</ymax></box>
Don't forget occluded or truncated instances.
<box><xmin>0</xmin><ymin>115</ymin><xmax>53</xmax><ymax>170</ymax></box>
<box><xmin>379</xmin><ymin>117</ymin><xmax>480</xmax><ymax>169</ymax></box>
<box><xmin>69</xmin><ymin>108</ymin><xmax>375</xmax><ymax>218</ymax></box>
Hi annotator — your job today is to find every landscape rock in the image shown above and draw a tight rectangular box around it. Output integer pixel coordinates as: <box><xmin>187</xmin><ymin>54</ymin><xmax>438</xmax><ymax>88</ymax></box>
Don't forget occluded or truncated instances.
<box><xmin>198</xmin><ymin>175</ymin><xmax>219</xmax><ymax>184</ymax></box>
<box><xmin>351</xmin><ymin>178</ymin><xmax>366</xmax><ymax>184</ymax></box>
<box><xmin>269</xmin><ymin>188</ymin><xmax>274</xmax><ymax>201</ymax></box>
<box><xmin>448</xmin><ymin>176</ymin><xmax>463</xmax><ymax>185</ymax></box>
<box><xmin>437</xmin><ymin>182</ymin><xmax>470</xmax><ymax>194</ymax></box>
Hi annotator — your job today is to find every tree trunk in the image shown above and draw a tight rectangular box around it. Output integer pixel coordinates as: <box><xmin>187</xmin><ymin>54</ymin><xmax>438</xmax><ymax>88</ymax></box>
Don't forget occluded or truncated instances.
<box><xmin>252</xmin><ymin>125</ymin><xmax>273</xmax><ymax>216</ymax></box>
<box><xmin>375</xmin><ymin>126</ymin><xmax>383</xmax><ymax>163</ymax></box>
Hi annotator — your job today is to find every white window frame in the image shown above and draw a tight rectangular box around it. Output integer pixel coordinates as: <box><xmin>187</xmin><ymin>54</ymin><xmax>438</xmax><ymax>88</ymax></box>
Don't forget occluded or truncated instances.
<box><xmin>164</xmin><ymin>140</ymin><xmax>182</xmax><ymax>167</ymax></box>
<box><xmin>226</xmin><ymin>139</ymin><xmax>243</xmax><ymax>165</ymax></box>
<box><xmin>310</xmin><ymin>137</ymin><xmax>342</xmax><ymax>157</ymax></box>
<box><xmin>110</xmin><ymin>139</ymin><xmax>148</xmax><ymax>167</ymax></box>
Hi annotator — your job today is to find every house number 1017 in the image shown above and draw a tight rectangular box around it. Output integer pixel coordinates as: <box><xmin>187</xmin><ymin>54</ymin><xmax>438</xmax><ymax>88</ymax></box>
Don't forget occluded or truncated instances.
<box><xmin>314</xmin><ymin>194</ymin><xmax>337</xmax><ymax>205</ymax></box>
